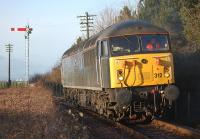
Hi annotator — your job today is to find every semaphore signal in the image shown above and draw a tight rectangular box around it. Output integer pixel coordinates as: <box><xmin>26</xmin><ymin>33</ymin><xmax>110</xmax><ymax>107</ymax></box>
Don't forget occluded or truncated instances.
<box><xmin>11</xmin><ymin>27</ymin><xmax>33</xmax><ymax>32</ymax></box>
<box><xmin>10</xmin><ymin>25</ymin><xmax>33</xmax><ymax>85</ymax></box>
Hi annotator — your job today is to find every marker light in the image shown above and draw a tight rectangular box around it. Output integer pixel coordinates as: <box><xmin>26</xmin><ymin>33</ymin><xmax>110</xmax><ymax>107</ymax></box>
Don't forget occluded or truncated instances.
<box><xmin>164</xmin><ymin>67</ymin><xmax>169</xmax><ymax>72</ymax></box>
<box><xmin>164</xmin><ymin>72</ymin><xmax>170</xmax><ymax>78</ymax></box>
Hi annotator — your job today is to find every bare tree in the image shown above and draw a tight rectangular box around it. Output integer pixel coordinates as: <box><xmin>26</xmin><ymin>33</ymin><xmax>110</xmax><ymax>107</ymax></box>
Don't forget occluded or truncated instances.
<box><xmin>93</xmin><ymin>7</ymin><xmax>118</xmax><ymax>33</ymax></box>
<box><xmin>93</xmin><ymin>3</ymin><xmax>139</xmax><ymax>34</ymax></box>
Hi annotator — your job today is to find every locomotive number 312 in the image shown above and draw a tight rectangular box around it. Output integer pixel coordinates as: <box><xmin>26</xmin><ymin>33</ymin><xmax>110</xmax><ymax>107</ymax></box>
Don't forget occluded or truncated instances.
<box><xmin>154</xmin><ymin>73</ymin><xmax>162</xmax><ymax>78</ymax></box>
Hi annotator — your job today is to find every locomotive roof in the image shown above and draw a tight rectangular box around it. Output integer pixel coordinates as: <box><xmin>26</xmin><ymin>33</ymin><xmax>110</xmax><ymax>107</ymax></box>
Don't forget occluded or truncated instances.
<box><xmin>98</xmin><ymin>20</ymin><xmax>168</xmax><ymax>39</ymax></box>
<box><xmin>62</xmin><ymin>34</ymin><xmax>99</xmax><ymax>58</ymax></box>
<box><xmin>62</xmin><ymin>20</ymin><xmax>168</xmax><ymax>58</ymax></box>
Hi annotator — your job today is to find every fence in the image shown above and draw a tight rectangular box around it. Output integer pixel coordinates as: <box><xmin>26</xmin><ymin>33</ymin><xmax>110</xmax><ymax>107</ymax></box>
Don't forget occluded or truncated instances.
<box><xmin>0</xmin><ymin>81</ymin><xmax>25</xmax><ymax>89</ymax></box>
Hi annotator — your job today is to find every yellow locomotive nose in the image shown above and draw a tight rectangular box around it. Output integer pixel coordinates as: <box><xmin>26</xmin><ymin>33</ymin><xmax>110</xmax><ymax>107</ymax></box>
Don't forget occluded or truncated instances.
<box><xmin>109</xmin><ymin>53</ymin><xmax>175</xmax><ymax>88</ymax></box>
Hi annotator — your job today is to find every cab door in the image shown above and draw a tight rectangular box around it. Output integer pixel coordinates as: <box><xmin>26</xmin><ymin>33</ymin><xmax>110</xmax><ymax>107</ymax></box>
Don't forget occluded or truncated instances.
<box><xmin>96</xmin><ymin>40</ymin><xmax>110</xmax><ymax>88</ymax></box>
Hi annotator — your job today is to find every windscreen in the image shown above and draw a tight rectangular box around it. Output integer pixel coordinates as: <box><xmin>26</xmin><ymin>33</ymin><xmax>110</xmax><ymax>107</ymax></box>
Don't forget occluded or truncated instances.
<box><xmin>109</xmin><ymin>35</ymin><xmax>140</xmax><ymax>56</ymax></box>
<box><xmin>141</xmin><ymin>35</ymin><xmax>169</xmax><ymax>52</ymax></box>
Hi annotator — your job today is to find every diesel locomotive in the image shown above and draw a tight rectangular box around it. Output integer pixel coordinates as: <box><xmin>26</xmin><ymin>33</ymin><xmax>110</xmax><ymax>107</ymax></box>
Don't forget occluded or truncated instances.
<box><xmin>61</xmin><ymin>20</ymin><xmax>179</xmax><ymax>122</ymax></box>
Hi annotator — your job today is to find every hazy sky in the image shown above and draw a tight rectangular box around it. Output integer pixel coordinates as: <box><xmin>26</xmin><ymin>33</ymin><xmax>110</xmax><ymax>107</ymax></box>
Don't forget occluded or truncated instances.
<box><xmin>0</xmin><ymin>0</ymin><xmax>138</xmax><ymax>81</ymax></box>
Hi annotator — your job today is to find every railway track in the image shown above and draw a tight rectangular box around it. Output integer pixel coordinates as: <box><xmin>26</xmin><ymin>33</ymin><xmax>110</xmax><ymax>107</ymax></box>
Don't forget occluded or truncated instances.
<box><xmin>131</xmin><ymin>121</ymin><xmax>200</xmax><ymax>139</ymax></box>
<box><xmin>53</xmin><ymin>96</ymin><xmax>200</xmax><ymax>139</ymax></box>
<box><xmin>150</xmin><ymin>119</ymin><xmax>200</xmax><ymax>139</ymax></box>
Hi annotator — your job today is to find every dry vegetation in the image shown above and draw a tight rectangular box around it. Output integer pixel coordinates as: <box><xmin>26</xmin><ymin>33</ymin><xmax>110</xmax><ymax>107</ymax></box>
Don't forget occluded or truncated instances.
<box><xmin>30</xmin><ymin>64</ymin><xmax>61</xmax><ymax>86</ymax></box>
<box><xmin>0</xmin><ymin>86</ymin><xmax>54</xmax><ymax>138</ymax></box>
<box><xmin>0</xmin><ymin>86</ymin><xmax>88</xmax><ymax>139</ymax></box>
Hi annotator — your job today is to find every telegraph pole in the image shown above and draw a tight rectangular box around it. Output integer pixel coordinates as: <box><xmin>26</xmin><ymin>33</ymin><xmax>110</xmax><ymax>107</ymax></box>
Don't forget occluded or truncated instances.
<box><xmin>5</xmin><ymin>43</ymin><xmax>13</xmax><ymax>87</ymax></box>
<box><xmin>77</xmin><ymin>12</ymin><xmax>96</xmax><ymax>39</ymax></box>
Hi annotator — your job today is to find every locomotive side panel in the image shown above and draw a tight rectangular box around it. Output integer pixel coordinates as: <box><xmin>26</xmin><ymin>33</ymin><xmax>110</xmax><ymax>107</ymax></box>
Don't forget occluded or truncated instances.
<box><xmin>62</xmin><ymin>53</ymin><xmax>84</xmax><ymax>87</ymax></box>
<box><xmin>83</xmin><ymin>48</ymin><xmax>101</xmax><ymax>89</ymax></box>
<box><xmin>62</xmin><ymin>47</ymin><xmax>101</xmax><ymax>90</ymax></box>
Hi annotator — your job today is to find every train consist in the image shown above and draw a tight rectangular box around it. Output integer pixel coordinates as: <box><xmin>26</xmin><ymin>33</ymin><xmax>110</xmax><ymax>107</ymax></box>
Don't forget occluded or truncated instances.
<box><xmin>61</xmin><ymin>20</ymin><xmax>179</xmax><ymax>122</ymax></box>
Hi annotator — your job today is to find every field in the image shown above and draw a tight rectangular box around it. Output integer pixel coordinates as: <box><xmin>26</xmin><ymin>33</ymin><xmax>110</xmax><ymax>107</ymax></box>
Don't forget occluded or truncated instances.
<box><xmin>0</xmin><ymin>85</ymin><xmax>89</xmax><ymax>139</ymax></box>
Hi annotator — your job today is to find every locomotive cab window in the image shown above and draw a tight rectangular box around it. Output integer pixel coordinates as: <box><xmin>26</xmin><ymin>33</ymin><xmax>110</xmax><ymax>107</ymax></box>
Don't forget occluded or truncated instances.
<box><xmin>141</xmin><ymin>34</ymin><xmax>169</xmax><ymax>52</ymax></box>
<box><xmin>109</xmin><ymin>35</ymin><xmax>139</xmax><ymax>56</ymax></box>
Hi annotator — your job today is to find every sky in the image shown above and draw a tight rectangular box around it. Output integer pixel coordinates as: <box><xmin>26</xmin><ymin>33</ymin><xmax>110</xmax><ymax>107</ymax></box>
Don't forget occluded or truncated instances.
<box><xmin>0</xmin><ymin>0</ymin><xmax>139</xmax><ymax>81</ymax></box>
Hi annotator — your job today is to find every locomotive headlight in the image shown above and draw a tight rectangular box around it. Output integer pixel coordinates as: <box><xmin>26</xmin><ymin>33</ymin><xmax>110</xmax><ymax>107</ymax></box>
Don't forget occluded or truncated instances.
<box><xmin>117</xmin><ymin>69</ymin><xmax>124</xmax><ymax>81</ymax></box>
<box><xmin>164</xmin><ymin>72</ymin><xmax>170</xmax><ymax>78</ymax></box>
<box><xmin>118</xmin><ymin>76</ymin><xmax>124</xmax><ymax>81</ymax></box>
